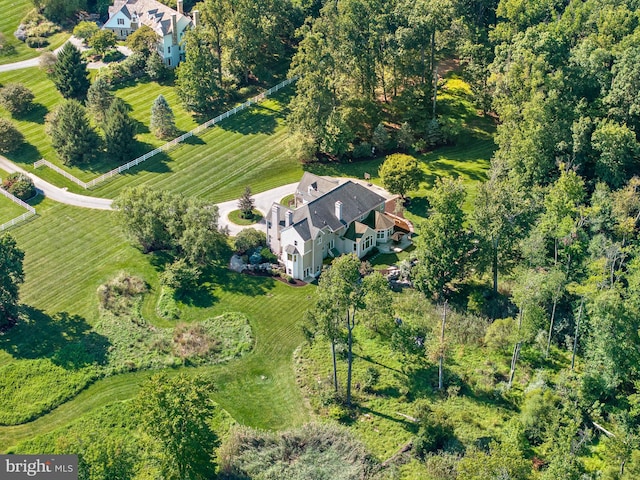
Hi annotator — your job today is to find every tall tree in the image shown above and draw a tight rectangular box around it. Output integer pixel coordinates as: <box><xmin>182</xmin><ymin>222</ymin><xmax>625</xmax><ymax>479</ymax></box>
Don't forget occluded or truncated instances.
<box><xmin>413</xmin><ymin>177</ymin><xmax>471</xmax><ymax>299</ymax></box>
<box><xmin>86</xmin><ymin>77</ymin><xmax>114</xmax><ymax>124</ymax></box>
<box><xmin>50</xmin><ymin>42</ymin><xmax>90</xmax><ymax>99</ymax></box>
<box><xmin>150</xmin><ymin>95</ymin><xmax>177</xmax><ymax>139</ymax></box>
<box><xmin>176</xmin><ymin>27</ymin><xmax>222</xmax><ymax>114</ymax></box>
<box><xmin>135</xmin><ymin>373</ymin><xmax>217</xmax><ymax>480</ymax></box>
<box><xmin>0</xmin><ymin>235</ymin><xmax>25</xmax><ymax>328</ymax></box>
<box><xmin>46</xmin><ymin>100</ymin><xmax>100</xmax><ymax>165</ymax></box>
<box><xmin>104</xmin><ymin>98</ymin><xmax>137</xmax><ymax>162</ymax></box>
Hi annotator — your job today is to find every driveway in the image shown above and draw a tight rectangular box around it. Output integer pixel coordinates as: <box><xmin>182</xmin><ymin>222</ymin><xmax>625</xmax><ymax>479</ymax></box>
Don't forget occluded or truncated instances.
<box><xmin>0</xmin><ymin>36</ymin><xmax>133</xmax><ymax>73</ymax></box>
<box><xmin>0</xmin><ymin>156</ymin><xmax>113</xmax><ymax>210</ymax></box>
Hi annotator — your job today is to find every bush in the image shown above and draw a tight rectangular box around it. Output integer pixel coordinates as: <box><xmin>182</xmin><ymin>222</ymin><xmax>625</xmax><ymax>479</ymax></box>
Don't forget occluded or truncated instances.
<box><xmin>484</xmin><ymin>318</ymin><xmax>516</xmax><ymax>353</ymax></box>
<box><xmin>97</xmin><ymin>272</ymin><xmax>147</xmax><ymax>316</ymax></box>
<box><xmin>0</xmin><ymin>118</ymin><xmax>24</xmax><ymax>153</ymax></box>
<box><xmin>234</xmin><ymin>228</ymin><xmax>266</xmax><ymax>255</ymax></box>
<box><xmin>352</xmin><ymin>141</ymin><xmax>373</xmax><ymax>159</ymax></box>
<box><xmin>0</xmin><ymin>83</ymin><xmax>34</xmax><ymax>115</ymax></box>
<box><xmin>160</xmin><ymin>259</ymin><xmax>201</xmax><ymax>291</ymax></box>
<box><xmin>172</xmin><ymin>323</ymin><xmax>220</xmax><ymax>360</ymax></box>
<box><xmin>26</xmin><ymin>37</ymin><xmax>49</xmax><ymax>48</ymax></box>
<box><xmin>260</xmin><ymin>247</ymin><xmax>277</xmax><ymax>263</ymax></box>
<box><xmin>414</xmin><ymin>407</ymin><xmax>456</xmax><ymax>458</ymax></box>
<box><xmin>2</xmin><ymin>173</ymin><xmax>36</xmax><ymax>200</ymax></box>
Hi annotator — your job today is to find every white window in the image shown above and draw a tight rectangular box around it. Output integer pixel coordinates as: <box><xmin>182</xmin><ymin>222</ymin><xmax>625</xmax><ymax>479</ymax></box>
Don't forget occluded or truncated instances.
<box><xmin>317</xmin><ymin>236</ymin><xmax>322</xmax><ymax>245</ymax></box>
<box><xmin>167</xmin><ymin>46</ymin><xmax>171</xmax><ymax>54</ymax></box>
<box><xmin>287</xmin><ymin>254</ymin><xmax>292</xmax><ymax>261</ymax></box>
<box><xmin>117</xmin><ymin>18</ymin><xmax>125</xmax><ymax>25</ymax></box>
<box><xmin>377</xmin><ymin>231</ymin><xmax>384</xmax><ymax>239</ymax></box>
<box><xmin>294</xmin><ymin>240</ymin><xmax>297</xmax><ymax>246</ymax></box>
<box><xmin>353</xmin><ymin>244</ymin><xmax>357</xmax><ymax>251</ymax></box>
<box><xmin>168</xmin><ymin>58</ymin><xmax>171</xmax><ymax>66</ymax></box>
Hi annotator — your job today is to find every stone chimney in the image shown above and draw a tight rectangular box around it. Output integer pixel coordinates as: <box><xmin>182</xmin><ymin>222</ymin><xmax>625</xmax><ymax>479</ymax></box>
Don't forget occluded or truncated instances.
<box><xmin>286</xmin><ymin>210</ymin><xmax>294</xmax><ymax>227</ymax></box>
<box><xmin>335</xmin><ymin>201</ymin><xmax>343</xmax><ymax>221</ymax></box>
<box><xmin>192</xmin><ymin>10</ymin><xmax>200</xmax><ymax>27</ymax></box>
<box><xmin>177</xmin><ymin>0</ymin><xmax>183</xmax><ymax>14</ymax></box>
<box><xmin>171</xmin><ymin>14</ymin><xmax>178</xmax><ymax>45</ymax></box>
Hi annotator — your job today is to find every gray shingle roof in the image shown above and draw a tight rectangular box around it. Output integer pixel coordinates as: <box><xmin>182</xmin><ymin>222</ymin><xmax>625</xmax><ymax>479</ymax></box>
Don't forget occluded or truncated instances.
<box><xmin>108</xmin><ymin>0</ymin><xmax>190</xmax><ymax>36</ymax></box>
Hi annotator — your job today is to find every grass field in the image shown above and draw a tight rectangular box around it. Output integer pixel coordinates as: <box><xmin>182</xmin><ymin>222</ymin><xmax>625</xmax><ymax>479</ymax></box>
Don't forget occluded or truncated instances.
<box><xmin>0</xmin><ymin>0</ymin><xmax>69</xmax><ymax>65</ymax></box>
<box><xmin>0</xmin><ymin>199</ymin><xmax>311</xmax><ymax>450</ymax></box>
<box><xmin>0</xmin><ymin>193</ymin><xmax>29</xmax><ymax>224</ymax></box>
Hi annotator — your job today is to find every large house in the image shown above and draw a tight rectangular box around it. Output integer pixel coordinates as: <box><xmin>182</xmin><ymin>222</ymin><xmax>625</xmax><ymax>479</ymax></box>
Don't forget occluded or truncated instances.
<box><xmin>267</xmin><ymin>173</ymin><xmax>408</xmax><ymax>280</ymax></box>
<box><xmin>104</xmin><ymin>0</ymin><xmax>196</xmax><ymax>67</ymax></box>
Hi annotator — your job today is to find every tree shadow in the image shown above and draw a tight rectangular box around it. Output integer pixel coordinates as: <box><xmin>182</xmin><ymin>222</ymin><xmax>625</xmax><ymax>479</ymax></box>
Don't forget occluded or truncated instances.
<box><xmin>14</xmin><ymin>103</ymin><xmax>48</xmax><ymax>124</ymax></box>
<box><xmin>5</xmin><ymin>142</ymin><xmax>41</xmax><ymax>166</ymax></box>
<box><xmin>405</xmin><ymin>196</ymin><xmax>430</xmax><ymax>218</ymax></box>
<box><xmin>0</xmin><ymin>306</ymin><xmax>110</xmax><ymax>370</ymax></box>
<box><xmin>218</xmin><ymin>107</ymin><xmax>278</xmax><ymax>135</ymax></box>
<box><xmin>183</xmin><ymin>134</ymin><xmax>205</xmax><ymax>146</ymax></box>
<box><xmin>212</xmin><ymin>267</ymin><xmax>276</xmax><ymax>297</ymax></box>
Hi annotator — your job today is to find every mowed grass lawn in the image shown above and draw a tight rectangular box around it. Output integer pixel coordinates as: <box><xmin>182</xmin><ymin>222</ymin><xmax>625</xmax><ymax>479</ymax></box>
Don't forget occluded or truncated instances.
<box><xmin>0</xmin><ymin>0</ymin><xmax>69</xmax><ymax>65</ymax></box>
<box><xmin>0</xmin><ymin>194</ymin><xmax>29</xmax><ymax>224</ymax></box>
<box><xmin>0</xmin><ymin>200</ymin><xmax>311</xmax><ymax>450</ymax></box>
<box><xmin>91</xmin><ymin>90</ymin><xmax>302</xmax><ymax>202</ymax></box>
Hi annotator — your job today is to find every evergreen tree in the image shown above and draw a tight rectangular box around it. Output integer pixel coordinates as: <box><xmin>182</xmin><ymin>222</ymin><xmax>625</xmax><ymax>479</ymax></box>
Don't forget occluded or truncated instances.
<box><xmin>50</xmin><ymin>42</ymin><xmax>90</xmax><ymax>99</ymax></box>
<box><xmin>104</xmin><ymin>98</ymin><xmax>136</xmax><ymax>162</ymax></box>
<box><xmin>145</xmin><ymin>52</ymin><xmax>167</xmax><ymax>81</ymax></box>
<box><xmin>86</xmin><ymin>76</ymin><xmax>114</xmax><ymax>124</ymax></box>
<box><xmin>150</xmin><ymin>95</ymin><xmax>176</xmax><ymax>139</ymax></box>
<box><xmin>46</xmin><ymin>100</ymin><xmax>100</xmax><ymax>165</ymax></box>
<box><xmin>237</xmin><ymin>186</ymin><xmax>255</xmax><ymax>219</ymax></box>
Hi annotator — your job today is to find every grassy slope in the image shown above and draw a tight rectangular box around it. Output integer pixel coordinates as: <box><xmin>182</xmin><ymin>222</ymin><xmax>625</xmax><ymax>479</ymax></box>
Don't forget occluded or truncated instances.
<box><xmin>90</xmin><ymin>92</ymin><xmax>301</xmax><ymax>202</ymax></box>
<box><xmin>0</xmin><ymin>0</ymin><xmax>69</xmax><ymax>65</ymax></box>
<box><xmin>0</xmin><ymin>200</ymin><xmax>310</xmax><ymax>450</ymax></box>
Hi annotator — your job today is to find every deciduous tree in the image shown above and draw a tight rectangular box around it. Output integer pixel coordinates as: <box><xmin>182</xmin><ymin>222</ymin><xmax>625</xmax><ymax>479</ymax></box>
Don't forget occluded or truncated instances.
<box><xmin>0</xmin><ymin>235</ymin><xmax>25</xmax><ymax>328</ymax></box>
<box><xmin>0</xmin><ymin>118</ymin><xmax>24</xmax><ymax>153</ymax></box>
<box><xmin>378</xmin><ymin>153</ymin><xmax>422</xmax><ymax>199</ymax></box>
<box><xmin>135</xmin><ymin>373</ymin><xmax>217</xmax><ymax>480</ymax></box>
<box><xmin>0</xmin><ymin>83</ymin><xmax>34</xmax><ymax>115</ymax></box>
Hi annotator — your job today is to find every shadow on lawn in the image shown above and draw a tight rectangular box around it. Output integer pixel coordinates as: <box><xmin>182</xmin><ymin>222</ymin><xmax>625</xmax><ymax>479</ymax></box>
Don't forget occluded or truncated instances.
<box><xmin>218</xmin><ymin>107</ymin><xmax>278</xmax><ymax>135</ymax></box>
<box><xmin>0</xmin><ymin>306</ymin><xmax>110</xmax><ymax>370</ymax></box>
<box><xmin>213</xmin><ymin>267</ymin><xmax>277</xmax><ymax>297</ymax></box>
<box><xmin>14</xmin><ymin>103</ymin><xmax>48</xmax><ymax>125</ymax></box>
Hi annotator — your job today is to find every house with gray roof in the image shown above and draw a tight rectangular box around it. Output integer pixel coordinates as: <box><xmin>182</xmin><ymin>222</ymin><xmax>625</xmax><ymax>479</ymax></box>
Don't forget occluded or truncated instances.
<box><xmin>267</xmin><ymin>173</ymin><xmax>409</xmax><ymax>280</ymax></box>
<box><xmin>104</xmin><ymin>0</ymin><xmax>196</xmax><ymax>66</ymax></box>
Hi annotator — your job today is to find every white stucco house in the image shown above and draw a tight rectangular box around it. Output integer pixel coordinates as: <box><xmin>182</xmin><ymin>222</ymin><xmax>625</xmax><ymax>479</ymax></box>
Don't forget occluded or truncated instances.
<box><xmin>267</xmin><ymin>173</ymin><xmax>411</xmax><ymax>280</ymax></box>
<box><xmin>104</xmin><ymin>0</ymin><xmax>196</xmax><ymax>67</ymax></box>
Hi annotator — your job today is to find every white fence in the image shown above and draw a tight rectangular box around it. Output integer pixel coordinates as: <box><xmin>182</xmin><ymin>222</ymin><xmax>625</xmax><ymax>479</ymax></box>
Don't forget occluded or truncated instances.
<box><xmin>0</xmin><ymin>187</ymin><xmax>37</xmax><ymax>231</ymax></box>
<box><xmin>34</xmin><ymin>77</ymin><xmax>298</xmax><ymax>190</ymax></box>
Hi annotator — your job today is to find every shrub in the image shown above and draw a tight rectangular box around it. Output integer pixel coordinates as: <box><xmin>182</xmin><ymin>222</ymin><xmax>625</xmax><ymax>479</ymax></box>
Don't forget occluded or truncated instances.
<box><xmin>0</xmin><ymin>83</ymin><xmax>34</xmax><ymax>115</ymax></box>
<box><xmin>26</xmin><ymin>37</ymin><xmax>49</xmax><ymax>48</ymax></box>
<box><xmin>2</xmin><ymin>173</ymin><xmax>36</xmax><ymax>200</ymax></box>
<box><xmin>234</xmin><ymin>228</ymin><xmax>266</xmax><ymax>255</ymax></box>
<box><xmin>172</xmin><ymin>323</ymin><xmax>220</xmax><ymax>360</ymax></box>
<box><xmin>484</xmin><ymin>318</ymin><xmax>516</xmax><ymax>353</ymax></box>
<box><xmin>414</xmin><ymin>407</ymin><xmax>456</xmax><ymax>458</ymax></box>
<box><xmin>352</xmin><ymin>141</ymin><xmax>373</xmax><ymax>159</ymax></box>
<box><xmin>160</xmin><ymin>259</ymin><xmax>201</xmax><ymax>291</ymax></box>
<box><xmin>0</xmin><ymin>118</ymin><xmax>24</xmax><ymax>153</ymax></box>
<box><xmin>363</xmin><ymin>367</ymin><xmax>380</xmax><ymax>392</ymax></box>
<box><xmin>97</xmin><ymin>272</ymin><xmax>147</xmax><ymax>316</ymax></box>
<box><xmin>260</xmin><ymin>247</ymin><xmax>277</xmax><ymax>263</ymax></box>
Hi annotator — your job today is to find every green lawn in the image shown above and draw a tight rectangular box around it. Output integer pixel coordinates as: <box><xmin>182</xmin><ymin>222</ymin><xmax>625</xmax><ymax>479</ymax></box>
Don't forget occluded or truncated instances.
<box><xmin>0</xmin><ymin>193</ymin><xmax>29</xmax><ymax>224</ymax></box>
<box><xmin>0</xmin><ymin>200</ymin><xmax>311</xmax><ymax>450</ymax></box>
<box><xmin>90</xmin><ymin>91</ymin><xmax>302</xmax><ymax>202</ymax></box>
<box><xmin>0</xmin><ymin>0</ymin><xmax>70</xmax><ymax>65</ymax></box>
